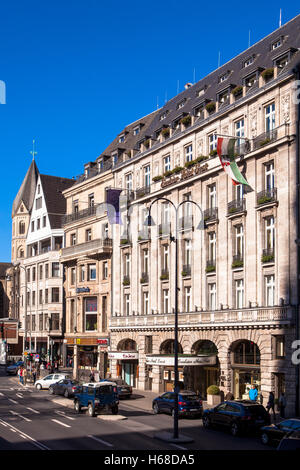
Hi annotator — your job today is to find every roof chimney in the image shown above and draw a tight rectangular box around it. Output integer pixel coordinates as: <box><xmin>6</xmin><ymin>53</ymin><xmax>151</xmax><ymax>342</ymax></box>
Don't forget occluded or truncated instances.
<box><xmin>184</xmin><ymin>82</ymin><xmax>193</xmax><ymax>89</ymax></box>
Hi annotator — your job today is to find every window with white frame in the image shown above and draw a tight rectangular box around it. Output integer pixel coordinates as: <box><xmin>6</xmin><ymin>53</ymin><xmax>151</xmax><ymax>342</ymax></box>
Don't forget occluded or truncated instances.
<box><xmin>208</xmin><ymin>183</ymin><xmax>217</xmax><ymax>208</ymax></box>
<box><xmin>185</xmin><ymin>287</ymin><xmax>191</xmax><ymax>312</ymax></box>
<box><xmin>185</xmin><ymin>144</ymin><xmax>193</xmax><ymax>162</ymax></box>
<box><xmin>85</xmin><ymin>297</ymin><xmax>97</xmax><ymax>331</ymax></box>
<box><xmin>208</xmin><ymin>283</ymin><xmax>216</xmax><ymax>310</ymax></box>
<box><xmin>164</xmin><ymin>155</ymin><xmax>171</xmax><ymax>172</ymax></box>
<box><xmin>88</xmin><ymin>264</ymin><xmax>97</xmax><ymax>281</ymax></box>
<box><xmin>143</xmin><ymin>248</ymin><xmax>149</xmax><ymax>274</ymax></box>
<box><xmin>265</xmin><ymin>162</ymin><xmax>275</xmax><ymax>190</ymax></box>
<box><xmin>163</xmin><ymin>289</ymin><xmax>169</xmax><ymax>313</ymax></box>
<box><xmin>184</xmin><ymin>239</ymin><xmax>192</xmax><ymax>266</ymax></box>
<box><xmin>235</xmin><ymin>225</ymin><xmax>244</xmax><ymax>257</ymax></box>
<box><xmin>163</xmin><ymin>245</ymin><xmax>169</xmax><ymax>271</ymax></box>
<box><xmin>162</xmin><ymin>202</ymin><xmax>170</xmax><ymax>224</ymax></box>
<box><xmin>236</xmin><ymin>184</ymin><xmax>244</xmax><ymax>200</ymax></box>
<box><xmin>124</xmin><ymin>293</ymin><xmax>130</xmax><ymax>316</ymax></box>
<box><xmin>208</xmin><ymin>232</ymin><xmax>216</xmax><ymax>261</ymax></box>
<box><xmin>209</xmin><ymin>133</ymin><xmax>218</xmax><ymax>152</ymax></box>
<box><xmin>265</xmin><ymin>275</ymin><xmax>275</xmax><ymax>306</ymax></box>
<box><xmin>124</xmin><ymin>253</ymin><xmax>130</xmax><ymax>277</ymax></box>
<box><xmin>144</xmin><ymin>165</ymin><xmax>151</xmax><ymax>187</ymax></box>
<box><xmin>235</xmin><ymin>279</ymin><xmax>244</xmax><ymax>309</ymax></box>
<box><xmin>265</xmin><ymin>216</ymin><xmax>275</xmax><ymax>250</ymax></box>
<box><xmin>235</xmin><ymin>118</ymin><xmax>244</xmax><ymax>148</ymax></box>
<box><xmin>133</xmin><ymin>126</ymin><xmax>140</xmax><ymax>136</ymax></box>
<box><xmin>125</xmin><ymin>173</ymin><xmax>132</xmax><ymax>191</ymax></box>
<box><xmin>103</xmin><ymin>261</ymin><xmax>108</xmax><ymax>279</ymax></box>
<box><xmin>119</xmin><ymin>134</ymin><xmax>125</xmax><ymax>143</ymax></box>
<box><xmin>80</xmin><ymin>265</ymin><xmax>85</xmax><ymax>282</ymax></box>
<box><xmin>143</xmin><ymin>291</ymin><xmax>149</xmax><ymax>315</ymax></box>
<box><xmin>265</xmin><ymin>103</ymin><xmax>275</xmax><ymax>132</ymax></box>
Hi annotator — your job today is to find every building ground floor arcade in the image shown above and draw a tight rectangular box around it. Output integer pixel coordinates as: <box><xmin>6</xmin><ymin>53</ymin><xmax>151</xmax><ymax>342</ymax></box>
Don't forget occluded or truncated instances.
<box><xmin>109</xmin><ymin>326</ymin><xmax>297</xmax><ymax>416</ymax></box>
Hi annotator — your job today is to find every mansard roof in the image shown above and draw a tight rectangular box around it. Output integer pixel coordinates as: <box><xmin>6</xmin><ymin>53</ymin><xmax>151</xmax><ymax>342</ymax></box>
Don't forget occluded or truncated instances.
<box><xmin>12</xmin><ymin>159</ymin><xmax>39</xmax><ymax>217</ymax></box>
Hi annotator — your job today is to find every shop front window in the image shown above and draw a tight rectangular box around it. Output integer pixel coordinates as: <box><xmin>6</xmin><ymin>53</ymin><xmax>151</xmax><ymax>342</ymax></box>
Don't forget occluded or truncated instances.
<box><xmin>233</xmin><ymin>340</ymin><xmax>260</xmax><ymax>365</ymax></box>
<box><xmin>85</xmin><ymin>297</ymin><xmax>97</xmax><ymax>331</ymax></box>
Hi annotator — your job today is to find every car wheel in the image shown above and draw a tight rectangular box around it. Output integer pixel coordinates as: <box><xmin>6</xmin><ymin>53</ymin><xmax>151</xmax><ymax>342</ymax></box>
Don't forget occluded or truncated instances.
<box><xmin>74</xmin><ymin>400</ymin><xmax>81</xmax><ymax>413</ymax></box>
<box><xmin>49</xmin><ymin>387</ymin><xmax>54</xmax><ymax>395</ymax></box>
<box><xmin>111</xmin><ymin>405</ymin><xmax>118</xmax><ymax>415</ymax></box>
<box><xmin>36</xmin><ymin>383</ymin><xmax>42</xmax><ymax>390</ymax></box>
<box><xmin>64</xmin><ymin>389</ymin><xmax>69</xmax><ymax>398</ymax></box>
<box><xmin>261</xmin><ymin>432</ymin><xmax>270</xmax><ymax>445</ymax></box>
<box><xmin>202</xmin><ymin>415</ymin><xmax>211</xmax><ymax>429</ymax></box>
<box><xmin>88</xmin><ymin>403</ymin><xmax>95</xmax><ymax>417</ymax></box>
<box><xmin>153</xmin><ymin>403</ymin><xmax>159</xmax><ymax>415</ymax></box>
<box><xmin>230</xmin><ymin>422</ymin><xmax>240</xmax><ymax>437</ymax></box>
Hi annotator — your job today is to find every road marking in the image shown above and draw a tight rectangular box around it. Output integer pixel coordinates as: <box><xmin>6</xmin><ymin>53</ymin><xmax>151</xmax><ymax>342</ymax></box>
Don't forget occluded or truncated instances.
<box><xmin>87</xmin><ymin>434</ymin><xmax>113</xmax><ymax>447</ymax></box>
<box><xmin>25</xmin><ymin>407</ymin><xmax>40</xmax><ymax>414</ymax></box>
<box><xmin>0</xmin><ymin>419</ymin><xmax>50</xmax><ymax>450</ymax></box>
<box><xmin>0</xmin><ymin>392</ymin><xmax>4</xmax><ymax>396</ymax></box>
<box><xmin>9</xmin><ymin>410</ymin><xmax>31</xmax><ymax>422</ymax></box>
<box><xmin>55</xmin><ymin>410</ymin><xmax>75</xmax><ymax>420</ymax></box>
<box><xmin>8</xmin><ymin>399</ymin><xmax>18</xmax><ymax>404</ymax></box>
<box><xmin>51</xmin><ymin>419</ymin><xmax>71</xmax><ymax>428</ymax></box>
<box><xmin>16</xmin><ymin>393</ymin><xmax>23</xmax><ymax>398</ymax></box>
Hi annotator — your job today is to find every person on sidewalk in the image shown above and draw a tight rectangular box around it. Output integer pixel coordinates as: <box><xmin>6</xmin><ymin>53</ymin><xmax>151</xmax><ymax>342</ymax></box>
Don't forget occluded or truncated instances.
<box><xmin>23</xmin><ymin>367</ymin><xmax>27</xmax><ymax>386</ymax></box>
<box><xmin>249</xmin><ymin>385</ymin><xmax>258</xmax><ymax>402</ymax></box>
<box><xmin>225</xmin><ymin>391</ymin><xmax>234</xmax><ymax>401</ymax></box>
<box><xmin>32</xmin><ymin>367</ymin><xmax>37</xmax><ymax>384</ymax></box>
<box><xmin>279</xmin><ymin>392</ymin><xmax>287</xmax><ymax>418</ymax></box>
<box><xmin>89</xmin><ymin>370</ymin><xmax>95</xmax><ymax>383</ymax></box>
<box><xmin>266</xmin><ymin>392</ymin><xmax>276</xmax><ymax>421</ymax></box>
<box><xmin>18</xmin><ymin>367</ymin><xmax>23</xmax><ymax>385</ymax></box>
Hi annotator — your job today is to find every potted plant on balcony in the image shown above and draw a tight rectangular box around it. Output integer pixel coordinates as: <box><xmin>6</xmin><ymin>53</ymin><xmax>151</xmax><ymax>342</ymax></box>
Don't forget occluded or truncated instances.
<box><xmin>261</xmin><ymin>68</ymin><xmax>274</xmax><ymax>82</ymax></box>
<box><xmin>184</xmin><ymin>159</ymin><xmax>196</xmax><ymax>169</ymax></box>
<box><xmin>232</xmin><ymin>259</ymin><xmax>244</xmax><ymax>268</ymax></box>
<box><xmin>172</xmin><ymin>166</ymin><xmax>184</xmax><ymax>174</ymax></box>
<box><xmin>144</xmin><ymin>139</ymin><xmax>150</xmax><ymax>149</ymax></box>
<box><xmin>152</xmin><ymin>175</ymin><xmax>163</xmax><ymax>182</ymax></box>
<box><xmin>205</xmin><ymin>264</ymin><xmax>216</xmax><ymax>273</ymax></box>
<box><xmin>196</xmin><ymin>155</ymin><xmax>209</xmax><ymax>163</ymax></box>
<box><xmin>123</xmin><ymin>278</ymin><xmax>130</xmax><ymax>286</ymax></box>
<box><xmin>232</xmin><ymin>85</ymin><xmax>243</xmax><ymax>98</ymax></box>
<box><xmin>163</xmin><ymin>170</ymin><xmax>173</xmax><ymax>178</ymax></box>
<box><xmin>207</xmin><ymin>385</ymin><xmax>221</xmax><ymax>406</ymax></box>
<box><xmin>120</xmin><ymin>238</ymin><xmax>129</xmax><ymax>245</ymax></box>
<box><xmin>209</xmin><ymin>149</ymin><xmax>218</xmax><ymax>157</ymax></box>
<box><xmin>257</xmin><ymin>194</ymin><xmax>273</xmax><ymax>205</ymax></box>
<box><xmin>160</xmin><ymin>272</ymin><xmax>169</xmax><ymax>281</ymax></box>
<box><xmin>261</xmin><ymin>253</ymin><xmax>274</xmax><ymax>263</ymax></box>
<box><xmin>205</xmin><ymin>102</ymin><xmax>216</xmax><ymax>114</ymax></box>
<box><xmin>259</xmin><ymin>138</ymin><xmax>271</xmax><ymax>147</ymax></box>
<box><xmin>180</xmin><ymin>115</ymin><xmax>192</xmax><ymax>127</ymax></box>
<box><xmin>161</xmin><ymin>127</ymin><xmax>170</xmax><ymax>138</ymax></box>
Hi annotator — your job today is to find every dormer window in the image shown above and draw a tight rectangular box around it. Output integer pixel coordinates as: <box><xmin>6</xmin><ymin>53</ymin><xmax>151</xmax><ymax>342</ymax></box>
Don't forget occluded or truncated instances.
<box><xmin>194</xmin><ymin>104</ymin><xmax>204</xmax><ymax>119</ymax></box>
<box><xmin>119</xmin><ymin>134</ymin><xmax>125</xmax><ymax>143</ymax></box>
<box><xmin>272</xmin><ymin>38</ymin><xmax>282</xmax><ymax>50</ymax></box>
<box><xmin>219</xmin><ymin>71</ymin><xmax>230</xmax><ymax>83</ymax></box>
<box><xmin>243</xmin><ymin>72</ymin><xmax>258</xmax><ymax>89</ymax></box>
<box><xmin>133</xmin><ymin>127</ymin><xmax>140</xmax><ymax>136</ymax></box>
<box><xmin>218</xmin><ymin>89</ymin><xmax>230</xmax><ymax>105</ymax></box>
<box><xmin>160</xmin><ymin>111</ymin><xmax>168</xmax><ymax>121</ymax></box>
<box><xmin>177</xmin><ymin>99</ymin><xmax>186</xmax><ymax>110</ymax></box>
<box><xmin>196</xmin><ymin>88</ymin><xmax>205</xmax><ymax>97</ymax></box>
<box><xmin>243</xmin><ymin>56</ymin><xmax>254</xmax><ymax>68</ymax></box>
<box><xmin>276</xmin><ymin>54</ymin><xmax>289</xmax><ymax>69</ymax></box>
<box><xmin>112</xmin><ymin>153</ymin><xmax>118</xmax><ymax>166</ymax></box>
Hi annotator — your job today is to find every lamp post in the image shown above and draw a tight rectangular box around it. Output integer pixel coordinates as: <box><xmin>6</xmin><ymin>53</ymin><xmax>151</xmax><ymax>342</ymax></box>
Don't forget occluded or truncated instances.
<box><xmin>145</xmin><ymin>197</ymin><xmax>204</xmax><ymax>440</ymax></box>
<box><xmin>12</xmin><ymin>263</ymin><xmax>29</xmax><ymax>366</ymax></box>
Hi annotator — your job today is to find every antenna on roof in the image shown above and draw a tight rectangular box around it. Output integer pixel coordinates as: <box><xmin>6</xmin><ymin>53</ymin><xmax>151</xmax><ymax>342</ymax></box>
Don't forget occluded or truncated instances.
<box><xmin>193</xmin><ymin>68</ymin><xmax>196</xmax><ymax>84</ymax></box>
<box><xmin>177</xmin><ymin>80</ymin><xmax>179</xmax><ymax>94</ymax></box>
<box><xmin>218</xmin><ymin>51</ymin><xmax>221</xmax><ymax>68</ymax></box>
<box><xmin>30</xmin><ymin>139</ymin><xmax>37</xmax><ymax>161</ymax></box>
<box><xmin>156</xmin><ymin>96</ymin><xmax>159</xmax><ymax>109</ymax></box>
<box><xmin>248</xmin><ymin>30</ymin><xmax>251</xmax><ymax>48</ymax></box>
<box><xmin>165</xmin><ymin>90</ymin><xmax>168</xmax><ymax>103</ymax></box>
<box><xmin>279</xmin><ymin>8</ymin><xmax>282</xmax><ymax>27</ymax></box>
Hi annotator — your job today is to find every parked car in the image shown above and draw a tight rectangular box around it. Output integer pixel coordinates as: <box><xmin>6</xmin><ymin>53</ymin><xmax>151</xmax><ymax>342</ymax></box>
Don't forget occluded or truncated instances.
<box><xmin>152</xmin><ymin>391</ymin><xmax>203</xmax><ymax>418</ymax></box>
<box><xmin>6</xmin><ymin>361</ymin><xmax>24</xmax><ymax>375</ymax></box>
<box><xmin>261</xmin><ymin>418</ymin><xmax>300</xmax><ymax>446</ymax></box>
<box><xmin>74</xmin><ymin>382</ymin><xmax>119</xmax><ymax>417</ymax></box>
<box><xmin>101</xmin><ymin>378</ymin><xmax>132</xmax><ymax>398</ymax></box>
<box><xmin>202</xmin><ymin>400</ymin><xmax>270</xmax><ymax>436</ymax></box>
<box><xmin>35</xmin><ymin>373</ymin><xmax>70</xmax><ymax>390</ymax></box>
<box><xmin>277</xmin><ymin>429</ymin><xmax>300</xmax><ymax>450</ymax></box>
<box><xmin>49</xmin><ymin>379</ymin><xmax>80</xmax><ymax>398</ymax></box>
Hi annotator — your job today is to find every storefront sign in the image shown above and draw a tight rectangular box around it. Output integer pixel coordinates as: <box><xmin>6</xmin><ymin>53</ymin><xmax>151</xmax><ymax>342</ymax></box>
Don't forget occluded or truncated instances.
<box><xmin>97</xmin><ymin>338</ymin><xmax>110</xmax><ymax>346</ymax></box>
<box><xmin>146</xmin><ymin>354</ymin><xmax>216</xmax><ymax>366</ymax></box>
<box><xmin>76</xmin><ymin>287</ymin><xmax>90</xmax><ymax>293</ymax></box>
<box><xmin>108</xmin><ymin>351</ymin><xmax>139</xmax><ymax>360</ymax></box>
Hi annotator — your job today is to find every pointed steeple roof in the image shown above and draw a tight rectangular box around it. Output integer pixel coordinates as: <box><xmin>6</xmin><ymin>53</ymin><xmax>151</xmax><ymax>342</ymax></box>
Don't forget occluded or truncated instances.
<box><xmin>12</xmin><ymin>159</ymin><xmax>39</xmax><ymax>217</ymax></box>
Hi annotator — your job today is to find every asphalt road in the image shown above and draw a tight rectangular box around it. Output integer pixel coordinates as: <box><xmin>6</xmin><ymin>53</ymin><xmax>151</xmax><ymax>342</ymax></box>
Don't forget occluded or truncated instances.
<box><xmin>0</xmin><ymin>368</ymin><xmax>267</xmax><ymax>451</ymax></box>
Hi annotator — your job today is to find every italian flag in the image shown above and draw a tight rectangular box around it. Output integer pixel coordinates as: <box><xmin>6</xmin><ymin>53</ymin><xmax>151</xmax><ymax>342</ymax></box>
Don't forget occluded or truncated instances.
<box><xmin>217</xmin><ymin>137</ymin><xmax>250</xmax><ymax>186</ymax></box>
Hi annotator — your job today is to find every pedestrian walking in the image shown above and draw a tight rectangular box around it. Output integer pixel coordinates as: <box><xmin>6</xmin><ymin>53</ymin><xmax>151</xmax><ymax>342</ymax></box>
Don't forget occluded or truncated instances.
<box><xmin>266</xmin><ymin>392</ymin><xmax>276</xmax><ymax>420</ymax></box>
<box><xmin>18</xmin><ymin>367</ymin><xmax>23</xmax><ymax>385</ymax></box>
<box><xmin>32</xmin><ymin>367</ymin><xmax>37</xmax><ymax>384</ymax></box>
<box><xmin>89</xmin><ymin>370</ymin><xmax>95</xmax><ymax>383</ymax></box>
<box><xmin>279</xmin><ymin>392</ymin><xmax>286</xmax><ymax>418</ymax></box>
<box><xmin>23</xmin><ymin>367</ymin><xmax>27</xmax><ymax>386</ymax></box>
<box><xmin>249</xmin><ymin>385</ymin><xmax>258</xmax><ymax>402</ymax></box>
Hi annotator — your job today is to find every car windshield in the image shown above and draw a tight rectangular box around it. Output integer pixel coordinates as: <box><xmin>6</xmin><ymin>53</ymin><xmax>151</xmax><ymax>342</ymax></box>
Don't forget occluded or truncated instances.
<box><xmin>180</xmin><ymin>394</ymin><xmax>199</xmax><ymax>400</ymax></box>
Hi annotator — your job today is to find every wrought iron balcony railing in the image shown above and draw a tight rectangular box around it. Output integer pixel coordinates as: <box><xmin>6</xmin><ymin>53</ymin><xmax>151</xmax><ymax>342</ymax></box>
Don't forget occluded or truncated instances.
<box><xmin>204</xmin><ymin>207</ymin><xmax>218</xmax><ymax>223</ymax></box>
<box><xmin>181</xmin><ymin>264</ymin><xmax>191</xmax><ymax>277</ymax></box>
<box><xmin>227</xmin><ymin>198</ymin><xmax>246</xmax><ymax>215</ymax></box>
<box><xmin>256</xmin><ymin>188</ymin><xmax>277</xmax><ymax>206</ymax></box>
<box><xmin>253</xmin><ymin>128</ymin><xmax>278</xmax><ymax>150</ymax></box>
<box><xmin>261</xmin><ymin>248</ymin><xmax>275</xmax><ymax>263</ymax></box>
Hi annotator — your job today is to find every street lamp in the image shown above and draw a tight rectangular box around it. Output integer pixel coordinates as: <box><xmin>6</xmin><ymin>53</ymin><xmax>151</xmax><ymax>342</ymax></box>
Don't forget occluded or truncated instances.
<box><xmin>12</xmin><ymin>263</ymin><xmax>29</xmax><ymax>363</ymax></box>
<box><xmin>145</xmin><ymin>197</ymin><xmax>204</xmax><ymax>440</ymax></box>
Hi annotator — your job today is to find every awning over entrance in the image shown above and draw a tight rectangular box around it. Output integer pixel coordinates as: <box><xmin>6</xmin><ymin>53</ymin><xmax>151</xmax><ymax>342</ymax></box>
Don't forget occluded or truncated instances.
<box><xmin>108</xmin><ymin>351</ymin><xmax>139</xmax><ymax>360</ymax></box>
<box><xmin>145</xmin><ymin>354</ymin><xmax>217</xmax><ymax>366</ymax></box>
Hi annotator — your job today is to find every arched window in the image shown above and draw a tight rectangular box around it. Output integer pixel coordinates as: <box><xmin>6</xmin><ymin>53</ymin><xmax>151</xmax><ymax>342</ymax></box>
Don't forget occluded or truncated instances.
<box><xmin>232</xmin><ymin>340</ymin><xmax>260</xmax><ymax>365</ymax></box>
<box><xmin>19</xmin><ymin>221</ymin><xmax>25</xmax><ymax>235</ymax></box>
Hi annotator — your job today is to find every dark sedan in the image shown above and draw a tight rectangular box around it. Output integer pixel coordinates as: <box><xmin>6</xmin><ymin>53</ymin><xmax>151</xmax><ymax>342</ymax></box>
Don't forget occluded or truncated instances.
<box><xmin>6</xmin><ymin>361</ymin><xmax>24</xmax><ymax>375</ymax></box>
<box><xmin>261</xmin><ymin>418</ymin><xmax>300</xmax><ymax>446</ymax></box>
<box><xmin>202</xmin><ymin>400</ymin><xmax>270</xmax><ymax>436</ymax></box>
<box><xmin>152</xmin><ymin>391</ymin><xmax>203</xmax><ymax>418</ymax></box>
<box><xmin>49</xmin><ymin>379</ymin><xmax>80</xmax><ymax>398</ymax></box>
<box><xmin>101</xmin><ymin>378</ymin><xmax>132</xmax><ymax>398</ymax></box>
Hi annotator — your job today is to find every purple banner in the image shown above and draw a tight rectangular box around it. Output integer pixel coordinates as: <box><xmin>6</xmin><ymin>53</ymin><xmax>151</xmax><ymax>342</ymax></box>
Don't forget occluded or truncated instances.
<box><xmin>106</xmin><ymin>188</ymin><xmax>123</xmax><ymax>224</ymax></box>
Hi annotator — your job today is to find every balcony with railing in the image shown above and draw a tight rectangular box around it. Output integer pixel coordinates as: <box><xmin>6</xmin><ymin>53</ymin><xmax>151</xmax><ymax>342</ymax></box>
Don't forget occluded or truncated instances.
<box><xmin>159</xmin><ymin>222</ymin><xmax>171</xmax><ymax>237</ymax></box>
<box><xmin>227</xmin><ymin>198</ymin><xmax>246</xmax><ymax>216</ymax></box>
<box><xmin>206</xmin><ymin>259</ymin><xmax>216</xmax><ymax>273</ymax></box>
<box><xmin>253</xmin><ymin>128</ymin><xmax>278</xmax><ymax>150</ymax></box>
<box><xmin>61</xmin><ymin>238</ymin><xmax>112</xmax><ymax>260</ymax></box>
<box><xmin>232</xmin><ymin>253</ymin><xmax>244</xmax><ymax>269</ymax></box>
<box><xmin>256</xmin><ymin>188</ymin><xmax>277</xmax><ymax>207</ymax></box>
<box><xmin>73</xmin><ymin>160</ymin><xmax>112</xmax><ymax>186</ymax></box>
<box><xmin>178</xmin><ymin>215</ymin><xmax>194</xmax><ymax>232</ymax></box>
<box><xmin>138</xmin><ymin>229</ymin><xmax>151</xmax><ymax>242</ymax></box>
<box><xmin>181</xmin><ymin>264</ymin><xmax>191</xmax><ymax>277</ymax></box>
<box><xmin>140</xmin><ymin>272</ymin><xmax>149</xmax><ymax>284</ymax></box>
<box><xmin>135</xmin><ymin>185</ymin><xmax>151</xmax><ymax>200</ymax></box>
<box><xmin>160</xmin><ymin>269</ymin><xmax>169</xmax><ymax>281</ymax></box>
<box><xmin>261</xmin><ymin>248</ymin><xmax>275</xmax><ymax>264</ymax></box>
<box><xmin>62</xmin><ymin>204</ymin><xmax>101</xmax><ymax>226</ymax></box>
<box><xmin>110</xmin><ymin>305</ymin><xmax>295</xmax><ymax>330</ymax></box>
<box><xmin>123</xmin><ymin>275</ymin><xmax>130</xmax><ymax>287</ymax></box>
<box><xmin>204</xmin><ymin>207</ymin><xmax>218</xmax><ymax>224</ymax></box>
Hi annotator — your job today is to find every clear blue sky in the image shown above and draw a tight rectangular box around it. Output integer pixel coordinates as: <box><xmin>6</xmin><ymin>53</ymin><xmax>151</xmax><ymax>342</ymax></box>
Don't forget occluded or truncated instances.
<box><xmin>0</xmin><ymin>1</ymin><xmax>299</xmax><ymax>261</ymax></box>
